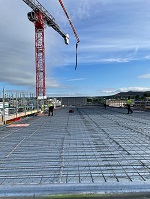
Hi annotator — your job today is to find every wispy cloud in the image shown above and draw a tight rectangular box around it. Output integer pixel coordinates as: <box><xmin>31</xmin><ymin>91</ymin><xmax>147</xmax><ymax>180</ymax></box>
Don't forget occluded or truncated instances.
<box><xmin>101</xmin><ymin>58</ymin><xmax>129</xmax><ymax>63</ymax></box>
<box><xmin>46</xmin><ymin>91</ymin><xmax>87</xmax><ymax>97</ymax></box>
<box><xmin>101</xmin><ymin>89</ymin><xmax>116</xmax><ymax>94</ymax></box>
<box><xmin>66</xmin><ymin>78</ymin><xmax>86</xmax><ymax>82</ymax></box>
<box><xmin>117</xmin><ymin>87</ymin><xmax>150</xmax><ymax>92</ymax></box>
<box><xmin>102</xmin><ymin>87</ymin><xmax>150</xmax><ymax>94</ymax></box>
<box><xmin>46</xmin><ymin>77</ymin><xmax>61</xmax><ymax>88</ymax></box>
<box><xmin>138</xmin><ymin>74</ymin><xmax>150</xmax><ymax>79</ymax></box>
<box><xmin>145</xmin><ymin>55</ymin><xmax>150</xmax><ymax>59</ymax></box>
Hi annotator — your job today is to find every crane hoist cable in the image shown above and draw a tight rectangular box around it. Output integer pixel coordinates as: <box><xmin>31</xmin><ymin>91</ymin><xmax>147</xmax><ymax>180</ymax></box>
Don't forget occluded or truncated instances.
<box><xmin>58</xmin><ymin>0</ymin><xmax>80</xmax><ymax>70</ymax></box>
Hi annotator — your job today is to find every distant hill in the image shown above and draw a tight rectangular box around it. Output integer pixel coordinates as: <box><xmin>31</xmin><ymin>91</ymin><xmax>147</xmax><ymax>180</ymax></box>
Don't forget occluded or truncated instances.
<box><xmin>111</xmin><ymin>91</ymin><xmax>150</xmax><ymax>98</ymax></box>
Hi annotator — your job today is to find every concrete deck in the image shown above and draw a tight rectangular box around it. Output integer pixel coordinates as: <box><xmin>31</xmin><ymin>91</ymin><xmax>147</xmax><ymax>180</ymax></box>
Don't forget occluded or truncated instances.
<box><xmin>0</xmin><ymin>106</ymin><xmax>150</xmax><ymax>197</ymax></box>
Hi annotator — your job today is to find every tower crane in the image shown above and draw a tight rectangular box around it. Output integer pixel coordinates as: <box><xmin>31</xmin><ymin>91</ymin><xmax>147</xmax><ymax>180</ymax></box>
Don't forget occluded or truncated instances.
<box><xmin>22</xmin><ymin>0</ymin><xmax>69</xmax><ymax>99</ymax></box>
<box><xmin>58</xmin><ymin>0</ymin><xmax>80</xmax><ymax>70</ymax></box>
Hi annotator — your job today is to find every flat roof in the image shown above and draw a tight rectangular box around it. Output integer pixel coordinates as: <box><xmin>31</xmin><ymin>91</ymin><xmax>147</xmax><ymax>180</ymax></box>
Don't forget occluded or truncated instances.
<box><xmin>0</xmin><ymin>106</ymin><xmax>150</xmax><ymax>197</ymax></box>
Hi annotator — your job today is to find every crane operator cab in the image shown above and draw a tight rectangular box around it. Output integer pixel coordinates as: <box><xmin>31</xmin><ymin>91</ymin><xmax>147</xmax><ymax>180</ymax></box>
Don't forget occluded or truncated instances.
<box><xmin>27</xmin><ymin>11</ymin><xmax>36</xmax><ymax>22</ymax></box>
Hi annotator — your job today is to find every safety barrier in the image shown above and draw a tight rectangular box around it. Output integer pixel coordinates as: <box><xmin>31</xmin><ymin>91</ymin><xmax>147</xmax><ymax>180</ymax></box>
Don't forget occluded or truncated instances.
<box><xmin>0</xmin><ymin>110</ymin><xmax>39</xmax><ymax>125</ymax></box>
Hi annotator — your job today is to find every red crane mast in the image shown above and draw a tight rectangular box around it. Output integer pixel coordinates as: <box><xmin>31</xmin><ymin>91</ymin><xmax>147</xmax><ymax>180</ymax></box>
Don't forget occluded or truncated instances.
<box><xmin>22</xmin><ymin>0</ymin><xmax>69</xmax><ymax>99</ymax></box>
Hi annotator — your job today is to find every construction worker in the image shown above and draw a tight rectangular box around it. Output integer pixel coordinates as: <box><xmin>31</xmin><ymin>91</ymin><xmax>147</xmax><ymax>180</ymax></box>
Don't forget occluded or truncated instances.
<box><xmin>127</xmin><ymin>97</ymin><xmax>133</xmax><ymax>114</ymax></box>
<box><xmin>41</xmin><ymin>104</ymin><xmax>44</xmax><ymax>112</ymax></box>
<box><xmin>103</xmin><ymin>98</ymin><xmax>106</xmax><ymax>109</ymax></box>
<box><xmin>48</xmin><ymin>101</ymin><xmax>54</xmax><ymax>116</ymax></box>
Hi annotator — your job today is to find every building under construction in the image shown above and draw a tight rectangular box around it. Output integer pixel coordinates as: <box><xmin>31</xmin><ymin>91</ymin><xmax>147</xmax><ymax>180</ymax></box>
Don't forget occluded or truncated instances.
<box><xmin>1</xmin><ymin>0</ymin><xmax>150</xmax><ymax>198</ymax></box>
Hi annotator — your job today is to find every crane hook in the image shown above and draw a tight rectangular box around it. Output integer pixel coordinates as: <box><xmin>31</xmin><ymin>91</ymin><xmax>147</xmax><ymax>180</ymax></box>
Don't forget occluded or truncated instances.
<box><xmin>75</xmin><ymin>42</ymin><xmax>78</xmax><ymax>70</ymax></box>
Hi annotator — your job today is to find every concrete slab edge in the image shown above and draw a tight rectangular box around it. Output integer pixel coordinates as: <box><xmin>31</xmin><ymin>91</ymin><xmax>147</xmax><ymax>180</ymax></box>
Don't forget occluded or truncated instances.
<box><xmin>0</xmin><ymin>183</ymin><xmax>150</xmax><ymax>197</ymax></box>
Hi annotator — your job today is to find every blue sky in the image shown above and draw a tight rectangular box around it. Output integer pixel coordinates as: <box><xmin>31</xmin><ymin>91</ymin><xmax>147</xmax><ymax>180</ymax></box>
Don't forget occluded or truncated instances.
<box><xmin>1</xmin><ymin>0</ymin><xmax>150</xmax><ymax>97</ymax></box>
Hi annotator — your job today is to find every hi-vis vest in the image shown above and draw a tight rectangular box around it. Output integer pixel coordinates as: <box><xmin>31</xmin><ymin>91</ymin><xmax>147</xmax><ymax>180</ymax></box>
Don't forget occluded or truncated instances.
<box><xmin>41</xmin><ymin>104</ymin><xmax>44</xmax><ymax>111</ymax></box>
<box><xmin>48</xmin><ymin>103</ymin><xmax>53</xmax><ymax>107</ymax></box>
<box><xmin>127</xmin><ymin>99</ymin><xmax>132</xmax><ymax>105</ymax></box>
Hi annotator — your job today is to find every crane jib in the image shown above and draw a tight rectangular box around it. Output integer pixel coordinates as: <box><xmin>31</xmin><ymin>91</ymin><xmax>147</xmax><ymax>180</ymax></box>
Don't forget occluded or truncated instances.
<box><xmin>22</xmin><ymin>0</ymin><xmax>68</xmax><ymax>42</ymax></box>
